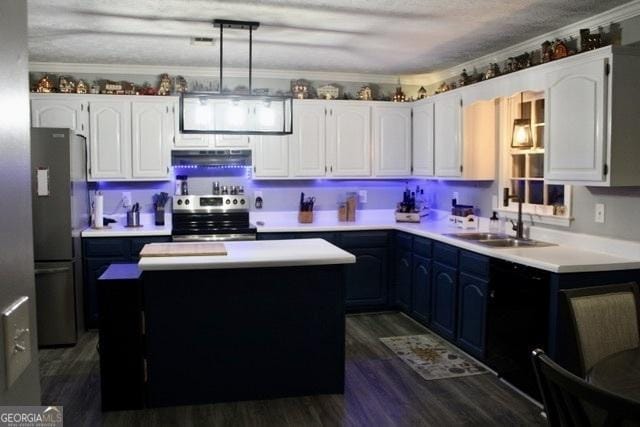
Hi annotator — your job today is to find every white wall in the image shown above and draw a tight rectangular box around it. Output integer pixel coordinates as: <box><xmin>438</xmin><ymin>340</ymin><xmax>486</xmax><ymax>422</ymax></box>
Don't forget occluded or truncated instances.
<box><xmin>0</xmin><ymin>0</ymin><xmax>42</xmax><ymax>405</ymax></box>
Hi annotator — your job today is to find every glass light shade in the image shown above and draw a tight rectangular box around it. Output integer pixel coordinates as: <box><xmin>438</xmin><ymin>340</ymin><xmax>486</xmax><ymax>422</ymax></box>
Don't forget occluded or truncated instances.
<box><xmin>511</xmin><ymin>118</ymin><xmax>533</xmax><ymax>148</ymax></box>
<box><xmin>180</xmin><ymin>92</ymin><xmax>292</xmax><ymax>135</ymax></box>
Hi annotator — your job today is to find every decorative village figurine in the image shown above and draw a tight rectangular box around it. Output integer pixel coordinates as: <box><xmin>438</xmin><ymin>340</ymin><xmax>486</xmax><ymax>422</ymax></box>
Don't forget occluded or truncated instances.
<box><xmin>417</xmin><ymin>86</ymin><xmax>427</xmax><ymax>99</ymax></box>
<box><xmin>552</xmin><ymin>39</ymin><xmax>569</xmax><ymax>60</ymax></box>
<box><xmin>35</xmin><ymin>75</ymin><xmax>54</xmax><ymax>93</ymax></box>
<box><xmin>458</xmin><ymin>69</ymin><xmax>471</xmax><ymax>87</ymax></box>
<box><xmin>174</xmin><ymin>75</ymin><xmax>188</xmax><ymax>93</ymax></box>
<box><xmin>58</xmin><ymin>76</ymin><xmax>71</xmax><ymax>93</ymax></box>
<box><xmin>291</xmin><ymin>79</ymin><xmax>309</xmax><ymax>99</ymax></box>
<box><xmin>358</xmin><ymin>85</ymin><xmax>373</xmax><ymax>101</ymax></box>
<box><xmin>541</xmin><ymin>41</ymin><xmax>553</xmax><ymax>63</ymax></box>
<box><xmin>157</xmin><ymin>73</ymin><xmax>172</xmax><ymax>96</ymax></box>
<box><xmin>392</xmin><ymin>86</ymin><xmax>406</xmax><ymax>102</ymax></box>
<box><xmin>580</xmin><ymin>28</ymin><xmax>601</xmax><ymax>52</ymax></box>
<box><xmin>90</xmin><ymin>83</ymin><xmax>100</xmax><ymax>94</ymax></box>
<box><xmin>435</xmin><ymin>82</ymin><xmax>450</xmax><ymax>94</ymax></box>
<box><xmin>483</xmin><ymin>63</ymin><xmax>501</xmax><ymax>80</ymax></box>
<box><xmin>76</xmin><ymin>79</ymin><xmax>88</xmax><ymax>94</ymax></box>
<box><xmin>317</xmin><ymin>84</ymin><xmax>340</xmax><ymax>100</ymax></box>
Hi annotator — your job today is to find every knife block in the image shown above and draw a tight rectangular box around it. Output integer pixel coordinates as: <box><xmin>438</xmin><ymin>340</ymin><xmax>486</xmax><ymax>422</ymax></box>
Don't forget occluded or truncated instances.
<box><xmin>298</xmin><ymin>211</ymin><xmax>314</xmax><ymax>224</ymax></box>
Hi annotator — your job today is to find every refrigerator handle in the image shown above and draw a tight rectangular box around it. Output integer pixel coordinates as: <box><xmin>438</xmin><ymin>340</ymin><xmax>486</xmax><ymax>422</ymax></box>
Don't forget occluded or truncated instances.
<box><xmin>35</xmin><ymin>266</ymin><xmax>72</xmax><ymax>275</ymax></box>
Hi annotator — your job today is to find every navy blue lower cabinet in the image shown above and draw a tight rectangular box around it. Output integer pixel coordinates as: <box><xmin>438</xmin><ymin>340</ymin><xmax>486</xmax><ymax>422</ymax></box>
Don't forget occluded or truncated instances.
<box><xmin>431</xmin><ymin>261</ymin><xmax>458</xmax><ymax>340</ymax></box>
<box><xmin>394</xmin><ymin>247</ymin><xmax>413</xmax><ymax>312</ymax></box>
<box><xmin>411</xmin><ymin>254</ymin><xmax>431</xmax><ymax>325</ymax></box>
<box><xmin>85</xmin><ymin>258</ymin><xmax>122</xmax><ymax>327</ymax></box>
<box><xmin>344</xmin><ymin>247</ymin><xmax>388</xmax><ymax>309</ymax></box>
<box><xmin>456</xmin><ymin>272</ymin><xmax>488</xmax><ymax>359</ymax></box>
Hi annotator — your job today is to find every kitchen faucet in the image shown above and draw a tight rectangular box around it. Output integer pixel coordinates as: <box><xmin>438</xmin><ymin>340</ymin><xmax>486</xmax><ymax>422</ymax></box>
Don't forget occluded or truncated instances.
<box><xmin>503</xmin><ymin>188</ymin><xmax>524</xmax><ymax>239</ymax></box>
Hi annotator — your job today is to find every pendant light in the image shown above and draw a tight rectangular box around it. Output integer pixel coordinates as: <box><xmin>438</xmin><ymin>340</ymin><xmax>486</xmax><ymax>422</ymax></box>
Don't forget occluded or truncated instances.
<box><xmin>179</xmin><ymin>19</ymin><xmax>293</xmax><ymax>135</ymax></box>
<box><xmin>511</xmin><ymin>92</ymin><xmax>533</xmax><ymax>148</ymax></box>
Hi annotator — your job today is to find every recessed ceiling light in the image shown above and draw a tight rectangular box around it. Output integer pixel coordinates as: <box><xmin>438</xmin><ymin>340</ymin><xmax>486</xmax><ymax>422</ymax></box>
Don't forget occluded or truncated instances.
<box><xmin>190</xmin><ymin>37</ymin><xmax>215</xmax><ymax>47</ymax></box>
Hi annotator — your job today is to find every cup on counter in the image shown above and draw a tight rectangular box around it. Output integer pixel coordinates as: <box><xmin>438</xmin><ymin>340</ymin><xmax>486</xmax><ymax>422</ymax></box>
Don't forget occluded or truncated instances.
<box><xmin>126</xmin><ymin>211</ymin><xmax>140</xmax><ymax>227</ymax></box>
<box><xmin>154</xmin><ymin>205</ymin><xmax>165</xmax><ymax>226</ymax></box>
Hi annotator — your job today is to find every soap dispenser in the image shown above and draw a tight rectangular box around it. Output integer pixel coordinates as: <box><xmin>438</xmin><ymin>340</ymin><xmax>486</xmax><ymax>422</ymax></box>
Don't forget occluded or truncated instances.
<box><xmin>489</xmin><ymin>211</ymin><xmax>500</xmax><ymax>233</ymax></box>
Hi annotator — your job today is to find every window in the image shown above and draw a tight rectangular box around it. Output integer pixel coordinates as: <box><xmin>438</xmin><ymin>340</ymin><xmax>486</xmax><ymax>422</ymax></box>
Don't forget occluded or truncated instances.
<box><xmin>499</xmin><ymin>91</ymin><xmax>571</xmax><ymax>226</ymax></box>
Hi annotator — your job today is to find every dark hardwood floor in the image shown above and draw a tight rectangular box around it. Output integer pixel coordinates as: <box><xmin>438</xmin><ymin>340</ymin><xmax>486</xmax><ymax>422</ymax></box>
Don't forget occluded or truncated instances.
<box><xmin>39</xmin><ymin>312</ymin><xmax>545</xmax><ymax>426</ymax></box>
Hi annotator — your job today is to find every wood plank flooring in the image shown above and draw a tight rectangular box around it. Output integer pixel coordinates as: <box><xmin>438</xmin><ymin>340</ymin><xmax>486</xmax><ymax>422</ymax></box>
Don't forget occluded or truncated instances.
<box><xmin>39</xmin><ymin>312</ymin><xmax>545</xmax><ymax>426</ymax></box>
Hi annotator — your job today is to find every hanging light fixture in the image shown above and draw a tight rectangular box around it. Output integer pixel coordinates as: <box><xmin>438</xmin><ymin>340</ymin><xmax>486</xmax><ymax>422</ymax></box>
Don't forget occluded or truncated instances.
<box><xmin>180</xmin><ymin>19</ymin><xmax>293</xmax><ymax>135</ymax></box>
<box><xmin>511</xmin><ymin>92</ymin><xmax>533</xmax><ymax>148</ymax></box>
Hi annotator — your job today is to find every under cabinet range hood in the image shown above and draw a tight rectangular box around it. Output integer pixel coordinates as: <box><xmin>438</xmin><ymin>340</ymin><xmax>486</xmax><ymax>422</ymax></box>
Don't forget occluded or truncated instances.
<box><xmin>179</xmin><ymin>92</ymin><xmax>293</xmax><ymax>135</ymax></box>
<box><xmin>171</xmin><ymin>150</ymin><xmax>252</xmax><ymax>168</ymax></box>
<box><xmin>179</xmin><ymin>19</ymin><xmax>293</xmax><ymax>135</ymax></box>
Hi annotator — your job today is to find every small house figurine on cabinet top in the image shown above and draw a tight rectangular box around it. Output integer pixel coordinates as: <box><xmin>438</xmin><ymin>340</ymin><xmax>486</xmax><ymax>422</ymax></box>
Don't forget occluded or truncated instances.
<box><xmin>358</xmin><ymin>85</ymin><xmax>373</xmax><ymax>101</ymax></box>
<box><xmin>157</xmin><ymin>73</ymin><xmax>172</xmax><ymax>96</ymax></box>
<box><xmin>34</xmin><ymin>75</ymin><xmax>55</xmax><ymax>93</ymax></box>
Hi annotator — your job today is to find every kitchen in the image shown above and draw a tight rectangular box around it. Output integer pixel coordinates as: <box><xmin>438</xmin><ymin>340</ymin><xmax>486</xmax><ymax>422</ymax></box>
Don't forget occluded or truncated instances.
<box><xmin>3</xmin><ymin>0</ymin><xmax>640</xmax><ymax>425</ymax></box>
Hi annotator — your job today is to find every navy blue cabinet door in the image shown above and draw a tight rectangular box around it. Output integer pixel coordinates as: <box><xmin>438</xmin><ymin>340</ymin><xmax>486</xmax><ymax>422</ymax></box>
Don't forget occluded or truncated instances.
<box><xmin>457</xmin><ymin>272</ymin><xmax>488</xmax><ymax>359</ymax></box>
<box><xmin>85</xmin><ymin>258</ymin><xmax>122</xmax><ymax>326</ymax></box>
<box><xmin>431</xmin><ymin>261</ymin><xmax>458</xmax><ymax>340</ymax></box>
<box><xmin>411</xmin><ymin>254</ymin><xmax>431</xmax><ymax>325</ymax></box>
<box><xmin>394</xmin><ymin>248</ymin><xmax>412</xmax><ymax>312</ymax></box>
<box><xmin>344</xmin><ymin>247</ymin><xmax>388</xmax><ymax>308</ymax></box>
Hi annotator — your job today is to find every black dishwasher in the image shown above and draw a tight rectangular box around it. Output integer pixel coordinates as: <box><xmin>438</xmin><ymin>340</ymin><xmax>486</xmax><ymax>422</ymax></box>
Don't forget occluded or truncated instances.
<box><xmin>485</xmin><ymin>259</ymin><xmax>550</xmax><ymax>399</ymax></box>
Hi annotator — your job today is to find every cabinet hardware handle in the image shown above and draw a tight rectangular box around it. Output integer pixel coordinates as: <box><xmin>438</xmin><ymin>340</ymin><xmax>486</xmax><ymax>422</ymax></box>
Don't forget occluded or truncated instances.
<box><xmin>254</xmin><ymin>166</ymin><xmax>257</xmax><ymax>173</ymax></box>
<box><xmin>166</xmin><ymin>106</ymin><xmax>169</xmax><ymax>113</ymax></box>
<box><xmin>325</xmin><ymin>165</ymin><xmax>327</xmax><ymax>173</ymax></box>
<box><xmin>81</xmin><ymin>104</ymin><xmax>84</xmax><ymax>111</ymax></box>
<box><xmin>35</xmin><ymin>266</ymin><xmax>71</xmax><ymax>275</ymax></box>
<box><xmin>166</xmin><ymin>166</ymin><xmax>169</xmax><ymax>174</ymax></box>
<box><xmin>324</xmin><ymin>108</ymin><xmax>327</xmax><ymax>115</ymax></box>
<box><xmin>330</xmin><ymin>165</ymin><xmax>333</xmax><ymax>172</ymax></box>
<box><xmin>81</xmin><ymin>124</ymin><xmax>84</xmax><ymax>131</ymax></box>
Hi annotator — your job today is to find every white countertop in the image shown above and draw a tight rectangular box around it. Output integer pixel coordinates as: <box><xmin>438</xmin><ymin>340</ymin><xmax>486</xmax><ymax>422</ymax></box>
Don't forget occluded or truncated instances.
<box><xmin>138</xmin><ymin>238</ymin><xmax>356</xmax><ymax>271</ymax></box>
<box><xmin>251</xmin><ymin>210</ymin><xmax>640</xmax><ymax>274</ymax></box>
<box><xmin>81</xmin><ymin>213</ymin><xmax>172</xmax><ymax>237</ymax></box>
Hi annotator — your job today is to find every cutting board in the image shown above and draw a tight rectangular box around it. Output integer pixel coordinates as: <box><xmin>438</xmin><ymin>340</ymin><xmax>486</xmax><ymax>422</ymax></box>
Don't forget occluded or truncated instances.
<box><xmin>139</xmin><ymin>242</ymin><xmax>227</xmax><ymax>257</ymax></box>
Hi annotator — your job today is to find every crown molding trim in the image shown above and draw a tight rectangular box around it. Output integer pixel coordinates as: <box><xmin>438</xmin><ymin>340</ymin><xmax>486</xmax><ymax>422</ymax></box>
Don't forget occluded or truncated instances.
<box><xmin>28</xmin><ymin>62</ymin><xmax>402</xmax><ymax>85</ymax></box>
<box><xmin>399</xmin><ymin>0</ymin><xmax>640</xmax><ymax>86</ymax></box>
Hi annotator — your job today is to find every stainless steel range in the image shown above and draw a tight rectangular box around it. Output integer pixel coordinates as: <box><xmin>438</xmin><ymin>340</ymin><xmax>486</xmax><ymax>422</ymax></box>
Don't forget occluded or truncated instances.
<box><xmin>172</xmin><ymin>195</ymin><xmax>256</xmax><ymax>241</ymax></box>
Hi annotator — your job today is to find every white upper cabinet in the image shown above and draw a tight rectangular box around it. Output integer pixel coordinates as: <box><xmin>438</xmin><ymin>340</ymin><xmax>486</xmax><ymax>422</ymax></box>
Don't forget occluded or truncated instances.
<box><xmin>412</xmin><ymin>101</ymin><xmax>434</xmax><ymax>177</ymax></box>
<box><xmin>461</xmin><ymin>98</ymin><xmax>496</xmax><ymax>180</ymax></box>
<box><xmin>434</xmin><ymin>94</ymin><xmax>463</xmax><ymax>177</ymax></box>
<box><xmin>131</xmin><ymin>100</ymin><xmax>173</xmax><ymax>179</ymax></box>
<box><xmin>214</xmin><ymin>134</ymin><xmax>251</xmax><ymax>148</ymax></box>
<box><xmin>291</xmin><ymin>101</ymin><xmax>327</xmax><ymax>177</ymax></box>
<box><xmin>545</xmin><ymin>56</ymin><xmax>606</xmax><ymax>183</ymax></box>
<box><xmin>326</xmin><ymin>104</ymin><xmax>371</xmax><ymax>177</ymax></box>
<box><xmin>253</xmin><ymin>135</ymin><xmax>289</xmax><ymax>178</ymax></box>
<box><xmin>89</xmin><ymin>100</ymin><xmax>131</xmax><ymax>180</ymax></box>
<box><xmin>373</xmin><ymin>104</ymin><xmax>412</xmax><ymax>177</ymax></box>
<box><xmin>31</xmin><ymin>96</ymin><xmax>88</xmax><ymax>137</ymax></box>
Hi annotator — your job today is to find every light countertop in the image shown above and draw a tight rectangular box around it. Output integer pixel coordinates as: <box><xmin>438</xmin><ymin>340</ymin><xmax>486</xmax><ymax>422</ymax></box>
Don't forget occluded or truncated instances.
<box><xmin>138</xmin><ymin>238</ymin><xmax>356</xmax><ymax>271</ymax></box>
<box><xmin>251</xmin><ymin>210</ymin><xmax>640</xmax><ymax>274</ymax></box>
<box><xmin>81</xmin><ymin>213</ymin><xmax>172</xmax><ymax>237</ymax></box>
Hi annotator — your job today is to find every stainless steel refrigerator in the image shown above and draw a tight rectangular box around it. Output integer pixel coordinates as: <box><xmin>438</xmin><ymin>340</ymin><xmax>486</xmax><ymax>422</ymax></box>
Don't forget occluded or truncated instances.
<box><xmin>31</xmin><ymin>128</ymin><xmax>89</xmax><ymax>347</ymax></box>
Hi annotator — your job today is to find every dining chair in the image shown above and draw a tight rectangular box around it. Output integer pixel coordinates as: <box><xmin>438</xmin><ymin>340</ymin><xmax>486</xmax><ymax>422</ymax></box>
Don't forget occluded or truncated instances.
<box><xmin>560</xmin><ymin>282</ymin><xmax>640</xmax><ymax>377</ymax></box>
<box><xmin>531</xmin><ymin>348</ymin><xmax>640</xmax><ymax>426</ymax></box>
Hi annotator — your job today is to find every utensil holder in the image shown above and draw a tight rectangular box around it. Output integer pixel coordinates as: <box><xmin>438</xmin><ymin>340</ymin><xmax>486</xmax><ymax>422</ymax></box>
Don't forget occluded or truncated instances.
<box><xmin>127</xmin><ymin>211</ymin><xmax>140</xmax><ymax>227</ymax></box>
<box><xmin>155</xmin><ymin>205</ymin><xmax>165</xmax><ymax>226</ymax></box>
<box><xmin>298</xmin><ymin>211</ymin><xmax>314</xmax><ymax>224</ymax></box>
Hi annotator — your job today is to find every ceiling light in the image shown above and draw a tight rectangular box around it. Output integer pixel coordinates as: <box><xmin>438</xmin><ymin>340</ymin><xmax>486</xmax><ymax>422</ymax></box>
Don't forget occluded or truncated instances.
<box><xmin>180</xmin><ymin>19</ymin><xmax>293</xmax><ymax>135</ymax></box>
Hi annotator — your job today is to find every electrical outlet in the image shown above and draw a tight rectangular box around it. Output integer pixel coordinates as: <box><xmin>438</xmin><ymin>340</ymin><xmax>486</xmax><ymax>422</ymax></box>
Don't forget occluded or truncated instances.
<box><xmin>358</xmin><ymin>190</ymin><xmax>368</xmax><ymax>204</ymax></box>
<box><xmin>595</xmin><ymin>203</ymin><xmax>605</xmax><ymax>223</ymax></box>
<box><xmin>122</xmin><ymin>192</ymin><xmax>132</xmax><ymax>208</ymax></box>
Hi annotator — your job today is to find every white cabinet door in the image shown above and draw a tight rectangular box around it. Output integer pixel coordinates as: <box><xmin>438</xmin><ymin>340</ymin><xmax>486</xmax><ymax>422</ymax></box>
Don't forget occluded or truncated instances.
<box><xmin>31</xmin><ymin>98</ymin><xmax>88</xmax><ymax>137</ymax></box>
<box><xmin>412</xmin><ymin>102</ymin><xmax>434</xmax><ymax>176</ymax></box>
<box><xmin>434</xmin><ymin>94</ymin><xmax>463</xmax><ymax>177</ymax></box>
<box><xmin>131</xmin><ymin>101</ymin><xmax>173</xmax><ymax>179</ymax></box>
<box><xmin>545</xmin><ymin>57</ymin><xmax>607</xmax><ymax>182</ymax></box>
<box><xmin>253</xmin><ymin>135</ymin><xmax>289</xmax><ymax>178</ymax></box>
<box><xmin>291</xmin><ymin>102</ymin><xmax>327</xmax><ymax>177</ymax></box>
<box><xmin>327</xmin><ymin>104</ymin><xmax>371</xmax><ymax>177</ymax></box>
<box><xmin>214</xmin><ymin>134</ymin><xmax>251</xmax><ymax>148</ymax></box>
<box><xmin>88</xmin><ymin>101</ymin><xmax>131</xmax><ymax>180</ymax></box>
<box><xmin>373</xmin><ymin>105</ymin><xmax>412</xmax><ymax>176</ymax></box>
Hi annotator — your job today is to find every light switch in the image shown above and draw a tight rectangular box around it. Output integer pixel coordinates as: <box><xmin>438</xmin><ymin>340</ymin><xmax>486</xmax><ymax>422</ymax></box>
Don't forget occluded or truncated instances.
<box><xmin>2</xmin><ymin>296</ymin><xmax>32</xmax><ymax>389</ymax></box>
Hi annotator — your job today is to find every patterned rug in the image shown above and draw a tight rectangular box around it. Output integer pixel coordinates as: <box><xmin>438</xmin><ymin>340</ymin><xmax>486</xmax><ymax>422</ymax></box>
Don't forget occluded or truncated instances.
<box><xmin>380</xmin><ymin>333</ymin><xmax>488</xmax><ymax>381</ymax></box>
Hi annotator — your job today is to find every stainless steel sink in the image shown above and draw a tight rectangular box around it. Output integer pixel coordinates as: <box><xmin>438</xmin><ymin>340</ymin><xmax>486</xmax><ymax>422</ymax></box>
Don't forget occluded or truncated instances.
<box><xmin>444</xmin><ymin>232</ymin><xmax>510</xmax><ymax>241</ymax></box>
<box><xmin>476</xmin><ymin>238</ymin><xmax>556</xmax><ymax>248</ymax></box>
<box><xmin>445</xmin><ymin>233</ymin><xmax>556</xmax><ymax>248</ymax></box>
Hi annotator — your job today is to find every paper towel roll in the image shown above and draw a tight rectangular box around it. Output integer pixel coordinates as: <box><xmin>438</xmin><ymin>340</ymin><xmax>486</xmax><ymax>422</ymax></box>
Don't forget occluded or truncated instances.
<box><xmin>93</xmin><ymin>192</ymin><xmax>104</xmax><ymax>228</ymax></box>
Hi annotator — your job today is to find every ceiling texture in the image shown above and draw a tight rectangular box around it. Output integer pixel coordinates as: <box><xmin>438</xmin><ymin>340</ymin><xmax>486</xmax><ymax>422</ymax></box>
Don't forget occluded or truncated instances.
<box><xmin>28</xmin><ymin>0</ymin><xmax>630</xmax><ymax>75</ymax></box>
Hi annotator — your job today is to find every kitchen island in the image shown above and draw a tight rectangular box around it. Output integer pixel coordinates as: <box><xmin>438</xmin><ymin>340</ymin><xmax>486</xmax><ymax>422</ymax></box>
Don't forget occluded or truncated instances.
<box><xmin>99</xmin><ymin>239</ymin><xmax>355</xmax><ymax>409</ymax></box>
